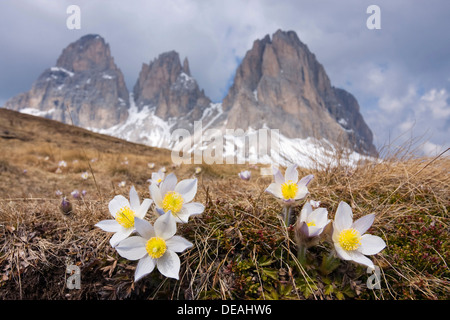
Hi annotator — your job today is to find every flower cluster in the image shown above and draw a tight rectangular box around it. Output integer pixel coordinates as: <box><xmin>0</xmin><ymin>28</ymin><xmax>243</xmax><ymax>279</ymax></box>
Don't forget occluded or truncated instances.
<box><xmin>265</xmin><ymin>164</ymin><xmax>386</xmax><ymax>271</ymax></box>
<box><xmin>96</xmin><ymin>171</ymin><xmax>204</xmax><ymax>281</ymax></box>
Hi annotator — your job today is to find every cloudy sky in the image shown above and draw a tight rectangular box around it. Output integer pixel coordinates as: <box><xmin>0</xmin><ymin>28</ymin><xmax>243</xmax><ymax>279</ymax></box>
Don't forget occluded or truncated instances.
<box><xmin>1</xmin><ymin>0</ymin><xmax>449</xmax><ymax>156</ymax></box>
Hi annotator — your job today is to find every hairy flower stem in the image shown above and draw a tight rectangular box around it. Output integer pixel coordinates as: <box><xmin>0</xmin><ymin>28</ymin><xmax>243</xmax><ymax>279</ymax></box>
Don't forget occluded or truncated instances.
<box><xmin>297</xmin><ymin>243</ymin><xmax>308</xmax><ymax>266</ymax></box>
<box><xmin>283</xmin><ymin>205</ymin><xmax>293</xmax><ymax>226</ymax></box>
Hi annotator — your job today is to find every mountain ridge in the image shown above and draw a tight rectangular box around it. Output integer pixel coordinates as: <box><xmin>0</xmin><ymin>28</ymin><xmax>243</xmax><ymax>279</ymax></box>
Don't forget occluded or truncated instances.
<box><xmin>3</xmin><ymin>30</ymin><xmax>378</xmax><ymax>166</ymax></box>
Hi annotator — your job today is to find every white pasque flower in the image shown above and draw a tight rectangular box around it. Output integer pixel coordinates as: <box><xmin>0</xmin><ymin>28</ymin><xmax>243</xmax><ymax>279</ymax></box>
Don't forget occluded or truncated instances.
<box><xmin>309</xmin><ymin>200</ymin><xmax>321</xmax><ymax>209</ymax></box>
<box><xmin>150</xmin><ymin>173</ymin><xmax>204</xmax><ymax>223</ymax></box>
<box><xmin>297</xmin><ymin>202</ymin><xmax>330</xmax><ymax>238</ymax></box>
<box><xmin>95</xmin><ymin>186</ymin><xmax>153</xmax><ymax>247</ymax></box>
<box><xmin>148</xmin><ymin>168</ymin><xmax>165</xmax><ymax>186</ymax></box>
<box><xmin>81</xmin><ymin>171</ymin><xmax>89</xmax><ymax>180</ymax></box>
<box><xmin>265</xmin><ymin>164</ymin><xmax>313</xmax><ymax>204</ymax></box>
<box><xmin>332</xmin><ymin>201</ymin><xmax>386</xmax><ymax>270</ymax></box>
<box><xmin>238</xmin><ymin>170</ymin><xmax>251</xmax><ymax>181</ymax></box>
<box><xmin>58</xmin><ymin>160</ymin><xmax>67</xmax><ymax>168</ymax></box>
<box><xmin>115</xmin><ymin>213</ymin><xmax>193</xmax><ymax>281</ymax></box>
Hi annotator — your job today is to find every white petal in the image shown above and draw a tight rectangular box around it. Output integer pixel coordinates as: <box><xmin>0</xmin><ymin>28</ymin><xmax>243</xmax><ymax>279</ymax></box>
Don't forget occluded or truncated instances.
<box><xmin>347</xmin><ymin>251</ymin><xmax>375</xmax><ymax>270</ymax></box>
<box><xmin>183</xmin><ymin>202</ymin><xmax>204</xmax><ymax>216</ymax></box>
<box><xmin>134</xmin><ymin>255</ymin><xmax>155</xmax><ymax>282</ymax></box>
<box><xmin>331</xmin><ymin>222</ymin><xmax>340</xmax><ymax>243</ymax></box>
<box><xmin>172</xmin><ymin>210</ymin><xmax>191</xmax><ymax>223</ymax></box>
<box><xmin>284</xmin><ymin>164</ymin><xmax>298</xmax><ymax>183</ymax></box>
<box><xmin>95</xmin><ymin>220</ymin><xmax>121</xmax><ymax>233</ymax></box>
<box><xmin>265</xmin><ymin>183</ymin><xmax>283</xmax><ymax>199</ymax></box>
<box><xmin>156</xmin><ymin>250</ymin><xmax>180</xmax><ymax>280</ymax></box>
<box><xmin>161</xmin><ymin>172</ymin><xmax>177</xmax><ymax>195</ymax></box>
<box><xmin>307</xmin><ymin>225</ymin><xmax>323</xmax><ymax>237</ymax></box>
<box><xmin>175</xmin><ymin>178</ymin><xmax>197</xmax><ymax>203</ymax></box>
<box><xmin>149</xmin><ymin>183</ymin><xmax>163</xmax><ymax>208</ymax></box>
<box><xmin>134</xmin><ymin>217</ymin><xmax>155</xmax><ymax>239</ymax></box>
<box><xmin>110</xmin><ymin>228</ymin><xmax>134</xmax><ymax>247</ymax></box>
<box><xmin>135</xmin><ymin>198</ymin><xmax>153</xmax><ymax>219</ymax></box>
<box><xmin>129</xmin><ymin>186</ymin><xmax>140</xmax><ymax>211</ymax></box>
<box><xmin>108</xmin><ymin>200</ymin><xmax>121</xmax><ymax>218</ymax></box>
<box><xmin>310</xmin><ymin>208</ymin><xmax>328</xmax><ymax>227</ymax></box>
<box><xmin>334</xmin><ymin>243</ymin><xmax>352</xmax><ymax>260</ymax></box>
<box><xmin>298</xmin><ymin>174</ymin><xmax>314</xmax><ymax>187</ymax></box>
<box><xmin>154</xmin><ymin>211</ymin><xmax>177</xmax><ymax>240</ymax></box>
<box><xmin>115</xmin><ymin>236</ymin><xmax>147</xmax><ymax>260</ymax></box>
<box><xmin>272</xmin><ymin>167</ymin><xmax>285</xmax><ymax>184</ymax></box>
<box><xmin>334</xmin><ymin>201</ymin><xmax>353</xmax><ymax>232</ymax></box>
<box><xmin>166</xmin><ymin>236</ymin><xmax>193</xmax><ymax>253</ymax></box>
<box><xmin>294</xmin><ymin>185</ymin><xmax>308</xmax><ymax>200</ymax></box>
<box><xmin>358</xmin><ymin>234</ymin><xmax>386</xmax><ymax>255</ymax></box>
<box><xmin>352</xmin><ymin>214</ymin><xmax>375</xmax><ymax>235</ymax></box>
<box><xmin>299</xmin><ymin>202</ymin><xmax>313</xmax><ymax>223</ymax></box>
<box><xmin>108</xmin><ymin>196</ymin><xmax>129</xmax><ymax>217</ymax></box>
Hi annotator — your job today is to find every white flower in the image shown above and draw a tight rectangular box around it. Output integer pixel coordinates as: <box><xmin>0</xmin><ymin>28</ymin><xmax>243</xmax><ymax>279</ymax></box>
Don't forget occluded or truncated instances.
<box><xmin>95</xmin><ymin>186</ymin><xmax>153</xmax><ymax>247</ymax></box>
<box><xmin>58</xmin><ymin>160</ymin><xmax>67</xmax><ymax>168</ymax></box>
<box><xmin>332</xmin><ymin>201</ymin><xmax>386</xmax><ymax>270</ymax></box>
<box><xmin>81</xmin><ymin>171</ymin><xmax>89</xmax><ymax>180</ymax></box>
<box><xmin>150</xmin><ymin>173</ymin><xmax>204</xmax><ymax>223</ymax></box>
<box><xmin>309</xmin><ymin>200</ymin><xmax>321</xmax><ymax>208</ymax></box>
<box><xmin>147</xmin><ymin>162</ymin><xmax>155</xmax><ymax>169</ymax></box>
<box><xmin>238</xmin><ymin>170</ymin><xmax>251</xmax><ymax>181</ymax></box>
<box><xmin>118</xmin><ymin>181</ymin><xmax>126</xmax><ymax>188</ymax></box>
<box><xmin>195</xmin><ymin>167</ymin><xmax>202</xmax><ymax>174</ymax></box>
<box><xmin>265</xmin><ymin>164</ymin><xmax>313</xmax><ymax>204</ymax></box>
<box><xmin>148</xmin><ymin>168</ymin><xmax>165</xmax><ymax>186</ymax></box>
<box><xmin>297</xmin><ymin>202</ymin><xmax>330</xmax><ymax>238</ymax></box>
<box><xmin>115</xmin><ymin>214</ymin><xmax>193</xmax><ymax>281</ymax></box>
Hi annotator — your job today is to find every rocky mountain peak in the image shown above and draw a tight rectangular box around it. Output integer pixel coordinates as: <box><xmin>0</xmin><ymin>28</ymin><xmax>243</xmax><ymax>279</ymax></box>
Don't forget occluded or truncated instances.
<box><xmin>56</xmin><ymin>34</ymin><xmax>114</xmax><ymax>72</ymax></box>
<box><xmin>222</xmin><ymin>29</ymin><xmax>376</xmax><ymax>156</ymax></box>
<box><xmin>133</xmin><ymin>50</ymin><xmax>211</xmax><ymax>120</ymax></box>
<box><xmin>182</xmin><ymin>57</ymin><xmax>191</xmax><ymax>76</ymax></box>
<box><xmin>3</xmin><ymin>34</ymin><xmax>129</xmax><ymax>129</ymax></box>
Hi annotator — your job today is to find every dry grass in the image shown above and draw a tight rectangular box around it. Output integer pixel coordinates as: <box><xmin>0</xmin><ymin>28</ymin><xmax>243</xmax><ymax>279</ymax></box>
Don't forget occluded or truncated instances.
<box><xmin>0</xmin><ymin>108</ymin><xmax>448</xmax><ymax>300</ymax></box>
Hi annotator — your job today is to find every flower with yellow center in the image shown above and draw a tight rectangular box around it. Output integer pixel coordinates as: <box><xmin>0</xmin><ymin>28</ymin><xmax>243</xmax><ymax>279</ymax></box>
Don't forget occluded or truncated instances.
<box><xmin>296</xmin><ymin>201</ymin><xmax>330</xmax><ymax>240</ymax></box>
<box><xmin>149</xmin><ymin>168</ymin><xmax>165</xmax><ymax>187</ymax></box>
<box><xmin>115</xmin><ymin>213</ymin><xmax>193</xmax><ymax>281</ymax></box>
<box><xmin>281</xmin><ymin>180</ymin><xmax>298</xmax><ymax>200</ymax></box>
<box><xmin>162</xmin><ymin>191</ymin><xmax>184</xmax><ymax>213</ymax></box>
<box><xmin>95</xmin><ymin>186</ymin><xmax>153</xmax><ymax>247</ymax></box>
<box><xmin>146</xmin><ymin>237</ymin><xmax>167</xmax><ymax>259</ymax></box>
<box><xmin>115</xmin><ymin>206</ymin><xmax>135</xmax><ymax>229</ymax></box>
<box><xmin>265</xmin><ymin>164</ymin><xmax>313</xmax><ymax>204</ymax></box>
<box><xmin>150</xmin><ymin>173</ymin><xmax>204</xmax><ymax>223</ymax></box>
<box><xmin>332</xmin><ymin>201</ymin><xmax>386</xmax><ymax>270</ymax></box>
<box><xmin>338</xmin><ymin>228</ymin><xmax>361</xmax><ymax>251</ymax></box>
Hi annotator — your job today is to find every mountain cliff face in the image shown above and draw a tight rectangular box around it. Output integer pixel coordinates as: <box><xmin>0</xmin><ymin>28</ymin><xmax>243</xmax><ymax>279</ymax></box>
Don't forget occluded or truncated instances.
<box><xmin>133</xmin><ymin>51</ymin><xmax>211</xmax><ymax>123</ymax></box>
<box><xmin>223</xmin><ymin>30</ymin><xmax>376</xmax><ymax>155</ymax></box>
<box><xmin>3</xmin><ymin>30</ymin><xmax>377</xmax><ymax>166</ymax></box>
<box><xmin>3</xmin><ymin>34</ymin><xmax>129</xmax><ymax>129</ymax></box>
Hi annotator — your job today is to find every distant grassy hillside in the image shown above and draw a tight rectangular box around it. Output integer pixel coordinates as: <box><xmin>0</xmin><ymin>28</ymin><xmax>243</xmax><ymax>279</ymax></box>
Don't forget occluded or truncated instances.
<box><xmin>0</xmin><ymin>108</ymin><xmax>448</xmax><ymax>300</ymax></box>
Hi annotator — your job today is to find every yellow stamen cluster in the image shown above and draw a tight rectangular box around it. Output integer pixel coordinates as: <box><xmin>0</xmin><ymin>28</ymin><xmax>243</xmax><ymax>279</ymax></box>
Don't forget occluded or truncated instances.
<box><xmin>307</xmin><ymin>221</ymin><xmax>316</xmax><ymax>227</ymax></box>
<box><xmin>146</xmin><ymin>237</ymin><xmax>167</xmax><ymax>259</ymax></box>
<box><xmin>281</xmin><ymin>181</ymin><xmax>298</xmax><ymax>200</ymax></box>
<box><xmin>338</xmin><ymin>228</ymin><xmax>361</xmax><ymax>251</ymax></box>
<box><xmin>162</xmin><ymin>191</ymin><xmax>184</xmax><ymax>214</ymax></box>
<box><xmin>115</xmin><ymin>206</ymin><xmax>135</xmax><ymax>229</ymax></box>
